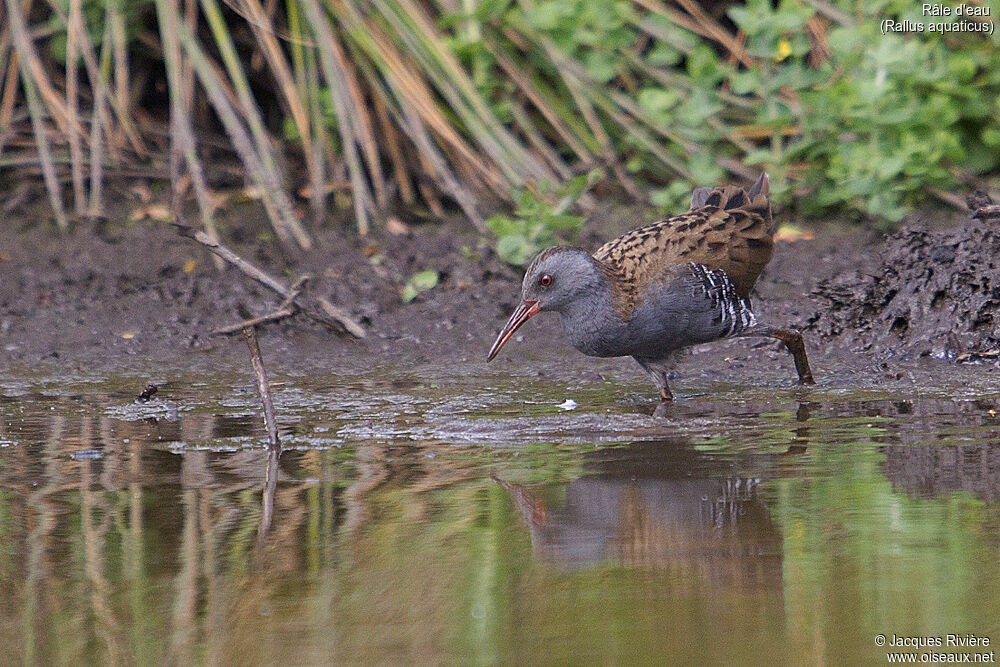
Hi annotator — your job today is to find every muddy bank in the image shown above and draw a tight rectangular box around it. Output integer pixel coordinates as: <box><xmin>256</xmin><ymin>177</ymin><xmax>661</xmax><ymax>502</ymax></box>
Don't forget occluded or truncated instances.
<box><xmin>0</xmin><ymin>193</ymin><xmax>992</xmax><ymax>390</ymax></box>
<box><xmin>809</xmin><ymin>216</ymin><xmax>1000</xmax><ymax>361</ymax></box>
<box><xmin>0</xmin><ymin>197</ymin><xmax>523</xmax><ymax>370</ymax></box>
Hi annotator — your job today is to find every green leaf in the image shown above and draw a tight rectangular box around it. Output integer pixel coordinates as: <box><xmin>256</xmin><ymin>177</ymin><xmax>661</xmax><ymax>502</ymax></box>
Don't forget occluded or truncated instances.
<box><xmin>650</xmin><ymin>180</ymin><xmax>694</xmax><ymax>211</ymax></box>
<box><xmin>496</xmin><ymin>235</ymin><xmax>536</xmax><ymax>266</ymax></box>
<box><xmin>583</xmin><ymin>50</ymin><xmax>618</xmax><ymax>83</ymax></box>
<box><xmin>474</xmin><ymin>0</ymin><xmax>514</xmax><ymax>21</ymax></box>
<box><xmin>282</xmin><ymin>116</ymin><xmax>301</xmax><ymax>141</ymax></box>
<box><xmin>638</xmin><ymin>87</ymin><xmax>682</xmax><ymax>118</ymax></box>
<box><xmin>646</xmin><ymin>42</ymin><xmax>683</xmax><ymax>67</ymax></box>
<box><xmin>525</xmin><ymin>0</ymin><xmax>571</xmax><ymax>30</ymax></box>
<box><xmin>403</xmin><ymin>270</ymin><xmax>440</xmax><ymax>302</ymax></box>
<box><xmin>542</xmin><ymin>213</ymin><xmax>584</xmax><ymax>232</ymax></box>
<box><xmin>411</xmin><ymin>270</ymin><xmax>439</xmax><ymax>290</ymax></box>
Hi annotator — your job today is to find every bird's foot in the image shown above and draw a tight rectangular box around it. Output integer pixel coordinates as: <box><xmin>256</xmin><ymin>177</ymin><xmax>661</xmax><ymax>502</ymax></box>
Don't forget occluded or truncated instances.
<box><xmin>659</xmin><ymin>388</ymin><xmax>673</xmax><ymax>402</ymax></box>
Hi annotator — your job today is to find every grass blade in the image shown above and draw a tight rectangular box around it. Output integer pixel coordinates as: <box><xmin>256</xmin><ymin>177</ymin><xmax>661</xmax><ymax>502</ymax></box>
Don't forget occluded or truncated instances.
<box><xmin>301</xmin><ymin>0</ymin><xmax>373</xmax><ymax>235</ymax></box>
<box><xmin>175</xmin><ymin>17</ymin><xmax>312</xmax><ymax>248</ymax></box>
<box><xmin>5</xmin><ymin>0</ymin><xmax>66</xmax><ymax>228</ymax></box>
<box><xmin>20</xmin><ymin>72</ymin><xmax>67</xmax><ymax>229</ymax></box>
<box><xmin>200</xmin><ymin>0</ymin><xmax>305</xmax><ymax>228</ymax></box>
<box><xmin>66</xmin><ymin>0</ymin><xmax>87</xmax><ymax>215</ymax></box>
<box><xmin>154</xmin><ymin>0</ymin><xmax>223</xmax><ymax>259</ymax></box>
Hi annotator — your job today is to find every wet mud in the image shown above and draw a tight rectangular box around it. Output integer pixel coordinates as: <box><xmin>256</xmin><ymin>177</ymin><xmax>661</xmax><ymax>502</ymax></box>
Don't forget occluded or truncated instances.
<box><xmin>810</xmin><ymin>216</ymin><xmax>1000</xmax><ymax>361</ymax></box>
<box><xmin>1</xmin><ymin>195</ymin><xmax>996</xmax><ymax>393</ymax></box>
<box><xmin>0</xmin><ymin>198</ymin><xmax>523</xmax><ymax>370</ymax></box>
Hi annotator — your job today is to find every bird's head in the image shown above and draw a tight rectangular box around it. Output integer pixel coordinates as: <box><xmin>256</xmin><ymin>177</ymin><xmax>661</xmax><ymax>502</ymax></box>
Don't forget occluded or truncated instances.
<box><xmin>487</xmin><ymin>246</ymin><xmax>607</xmax><ymax>361</ymax></box>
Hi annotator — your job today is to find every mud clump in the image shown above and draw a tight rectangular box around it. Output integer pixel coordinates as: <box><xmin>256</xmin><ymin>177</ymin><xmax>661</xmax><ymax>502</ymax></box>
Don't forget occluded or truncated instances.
<box><xmin>810</xmin><ymin>221</ymin><xmax>1000</xmax><ymax>359</ymax></box>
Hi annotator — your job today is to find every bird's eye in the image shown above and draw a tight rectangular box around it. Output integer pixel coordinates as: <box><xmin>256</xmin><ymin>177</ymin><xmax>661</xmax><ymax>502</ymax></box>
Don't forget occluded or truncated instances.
<box><xmin>540</xmin><ymin>274</ymin><xmax>552</xmax><ymax>287</ymax></box>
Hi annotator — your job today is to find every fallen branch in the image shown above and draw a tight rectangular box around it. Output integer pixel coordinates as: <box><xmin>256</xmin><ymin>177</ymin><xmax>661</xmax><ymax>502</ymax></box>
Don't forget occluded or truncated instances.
<box><xmin>173</xmin><ymin>222</ymin><xmax>366</xmax><ymax>338</ymax></box>
<box><xmin>211</xmin><ymin>304</ymin><xmax>297</xmax><ymax>337</ymax></box>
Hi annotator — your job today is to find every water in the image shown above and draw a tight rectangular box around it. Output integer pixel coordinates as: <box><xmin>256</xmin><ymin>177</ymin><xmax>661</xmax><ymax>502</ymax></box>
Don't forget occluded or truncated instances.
<box><xmin>1</xmin><ymin>366</ymin><xmax>999</xmax><ymax>664</ymax></box>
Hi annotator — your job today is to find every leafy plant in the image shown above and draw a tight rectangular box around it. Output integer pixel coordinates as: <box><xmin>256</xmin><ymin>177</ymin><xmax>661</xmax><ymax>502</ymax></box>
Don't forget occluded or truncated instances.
<box><xmin>402</xmin><ymin>270</ymin><xmax>440</xmax><ymax>302</ymax></box>
<box><xmin>487</xmin><ymin>170</ymin><xmax>600</xmax><ymax>266</ymax></box>
<box><xmin>1</xmin><ymin>0</ymin><xmax>998</xmax><ymax>238</ymax></box>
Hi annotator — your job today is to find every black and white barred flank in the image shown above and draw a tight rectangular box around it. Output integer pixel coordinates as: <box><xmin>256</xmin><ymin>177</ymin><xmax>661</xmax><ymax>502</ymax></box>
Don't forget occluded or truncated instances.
<box><xmin>688</xmin><ymin>262</ymin><xmax>757</xmax><ymax>337</ymax></box>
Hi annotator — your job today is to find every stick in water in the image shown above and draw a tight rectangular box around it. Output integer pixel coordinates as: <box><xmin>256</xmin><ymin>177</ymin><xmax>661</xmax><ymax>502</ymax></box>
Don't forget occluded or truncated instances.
<box><xmin>242</xmin><ymin>326</ymin><xmax>281</xmax><ymax>550</ymax></box>
<box><xmin>242</xmin><ymin>326</ymin><xmax>281</xmax><ymax>452</ymax></box>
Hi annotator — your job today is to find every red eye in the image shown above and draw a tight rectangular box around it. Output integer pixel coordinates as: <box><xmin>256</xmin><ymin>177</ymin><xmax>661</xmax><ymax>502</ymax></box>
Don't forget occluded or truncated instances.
<box><xmin>540</xmin><ymin>274</ymin><xmax>552</xmax><ymax>287</ymax></box>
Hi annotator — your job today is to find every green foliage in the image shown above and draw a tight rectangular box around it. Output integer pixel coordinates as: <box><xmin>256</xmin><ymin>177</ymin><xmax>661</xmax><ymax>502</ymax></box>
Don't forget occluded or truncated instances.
<box><xmin>6</xmin><ymin>0</ymin><xmax>1000</xmax><ymax>238</ymax></box>
<box><xmin>460</xmin><ymin>0</ymin><xmax>1000</xmax><ymax>224</ymax></box>
<box><xmin>402</xmin><ymin>270</ymin><xmax>440</xmax><ymax>302</ymax></box>
<box><xmin>46</xmin><ymin>0</ymin><xmax>148</xmax><ymax>65</ymax></box>
<box><xmin>783</xmin><ymin>22</ymin><xmax>995</xmax><ymax>222</ymax></box>
<box><xmin>487</xmin><ymin>170</ymin><xmax>599</xmax><ymax>266</ymax></box>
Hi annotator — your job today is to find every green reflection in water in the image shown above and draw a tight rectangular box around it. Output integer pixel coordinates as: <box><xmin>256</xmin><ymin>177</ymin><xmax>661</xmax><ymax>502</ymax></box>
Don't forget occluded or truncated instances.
<box><xmin>0</xmin><ymin>373</ymin><xmax>999</xmax><ymax>664</ymax></box>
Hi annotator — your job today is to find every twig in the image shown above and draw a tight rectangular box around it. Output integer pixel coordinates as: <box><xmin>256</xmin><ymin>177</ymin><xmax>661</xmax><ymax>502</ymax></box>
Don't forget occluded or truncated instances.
<box><xmin>211</xmin><ymin>304</ymin><xmax>297</xmax><ymax>336</ymax></box>
<box><xmin>967</xmin><ymin>190</ymin><xmax>1000</xmax><ymax>220</ymax></box>
<box><xmin>313</xmin><ymin>296</ymin><xmax>366</xmax><ymax>338</ymax></box>
<box><xmin>175</xmin><ymin>222</ymin><xmax>288</xmax><ymax>293</ymax></box>
<box><xmin>972</xmin><ymin>205</ymin><xmax>1000</xmax><ymax>221</ymax></box>
<box><xmin>210</xmin><ymin>278</ymin><xmax>304</xmax><ymax>336</ymax></box>
<box><xmin>242</xmin><ymin>326</ymin><xmax>281</xmax><ymax>452</ymax></box>
<box><xmin>242</xmin><ymin>324</ymin><xmax>281</xmax><ymax>551</ymax></box>
<box><xmin>174</xmin><ymin>222</ymin><xmax>366</xmax><ymax>338</ymax></box>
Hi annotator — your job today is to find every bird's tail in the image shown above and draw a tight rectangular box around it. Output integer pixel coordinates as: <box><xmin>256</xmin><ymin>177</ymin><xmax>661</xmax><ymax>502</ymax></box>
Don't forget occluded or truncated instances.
<box><xmin>689</xmin><ymin>172</ymin><xmax>773</xmax><ymax>232</ymax></box>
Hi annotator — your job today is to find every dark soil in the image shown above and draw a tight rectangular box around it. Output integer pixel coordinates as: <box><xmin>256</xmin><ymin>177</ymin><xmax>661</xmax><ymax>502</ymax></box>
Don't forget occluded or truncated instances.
<box><xmin>809</xmin><ymin>217</ymin><xmax>1000</xmax><ymax>361</ymax></box>
<box><xmin>1</xmin><ymin>197</ymin><xmax>525</xmax><ymax>370</ymax></box>
<box><xmin>1</xmin><ymin>191</ymin><xmax>995</xmax><ymax>389</ymax></box>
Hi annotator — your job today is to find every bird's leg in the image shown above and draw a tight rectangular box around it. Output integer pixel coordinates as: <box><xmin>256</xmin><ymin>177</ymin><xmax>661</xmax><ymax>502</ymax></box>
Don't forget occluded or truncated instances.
<box><xmin>633</xmin><ymin>357</ymin><xmax>674</xmax><ymax>401</ymax></box>
<box><xmin>738</xmin><ymin>327</ymin><xmax>815</xmax><ymax>385</ymax></box>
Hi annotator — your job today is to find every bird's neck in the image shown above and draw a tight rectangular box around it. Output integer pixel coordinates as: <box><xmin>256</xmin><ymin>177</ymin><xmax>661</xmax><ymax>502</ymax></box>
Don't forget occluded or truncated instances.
<box><xmin>556</xmin><ymin>275</ymin><xmax>630</xmax><ymax>357</ymax></box>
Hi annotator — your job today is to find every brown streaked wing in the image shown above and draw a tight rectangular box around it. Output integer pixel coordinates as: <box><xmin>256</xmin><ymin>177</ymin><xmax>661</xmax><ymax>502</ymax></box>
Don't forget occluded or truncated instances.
<box><xmin>593</xmin><ymin>183</ymin><xmax>774</xmax><ymax>316</ymax></box>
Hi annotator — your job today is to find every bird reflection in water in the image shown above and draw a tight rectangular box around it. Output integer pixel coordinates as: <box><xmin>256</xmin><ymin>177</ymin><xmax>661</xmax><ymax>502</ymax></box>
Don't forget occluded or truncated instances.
<box><xmin>494</xmin><ymin>439</ymin><xmax>786</xmax><ymax>595</ymax></box>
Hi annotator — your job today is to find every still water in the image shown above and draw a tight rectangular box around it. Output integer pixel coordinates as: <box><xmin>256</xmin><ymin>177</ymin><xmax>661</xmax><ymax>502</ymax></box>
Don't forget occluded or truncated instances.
<box><xmin>1</xmin><ymin>365</ymin><xmax>999</xmax><ymax>664</ymax></box>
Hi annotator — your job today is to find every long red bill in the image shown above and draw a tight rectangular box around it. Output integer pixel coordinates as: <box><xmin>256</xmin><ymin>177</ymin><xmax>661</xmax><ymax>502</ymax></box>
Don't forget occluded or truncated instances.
<box><xmin>487</xmin><ymin>300</ymin><xmax>540</xmax><ymax>361</ymax></box>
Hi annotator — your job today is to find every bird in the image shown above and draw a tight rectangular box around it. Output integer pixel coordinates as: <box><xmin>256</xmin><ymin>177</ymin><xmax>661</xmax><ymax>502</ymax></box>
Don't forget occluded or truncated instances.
<box><xmin>486</xmin><ymin>173</ymin><xmax>815</xmax><ymax>402</ymax></box>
